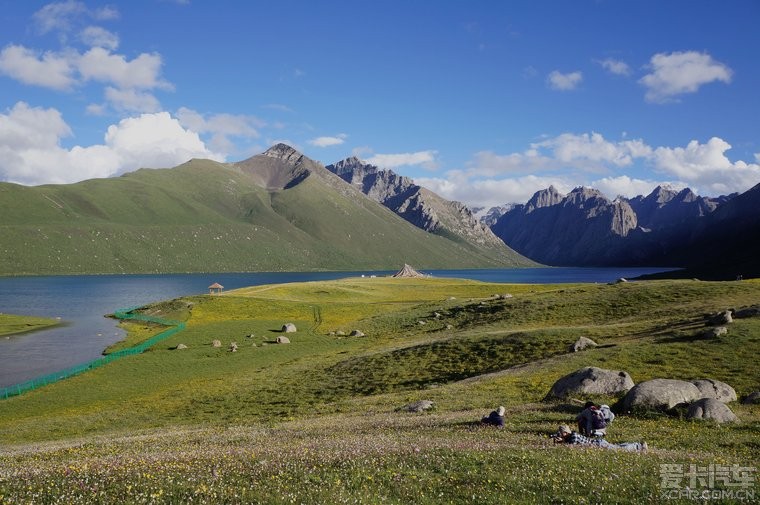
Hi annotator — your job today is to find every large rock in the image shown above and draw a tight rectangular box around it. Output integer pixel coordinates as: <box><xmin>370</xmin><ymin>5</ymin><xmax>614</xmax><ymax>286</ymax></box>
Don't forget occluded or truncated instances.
<box><xmin>545</xmin><ymin>367</ymin><xmax>634</xmax><ymax>399</ymax></box>
<box><xmin>276</xmin><ymin>336</ymin><xmax>290</xmax><ymax>344</ymax></box>
<box><xmin>570</xmin><ymin>337</ymin><xmax>598</xmax><ymax>352</ymax></box>
<box><xmin>622</xmin><ymin>379</ymin><xmax>701</xmax><ymax>411</ymax></box>
<box><xmin>686</xmin><ymin>398</ymin><xmax>739</xmax><ymax>423</ymax></box>
<box><xmin>690</xmin><ymin>379</ymin><xmax>737</xmax><ymax>403</ymax></box>
<box><xmin>282</xmin><ymin>323</ymin><xmax>297</xmax><ymax>333</ymax></box>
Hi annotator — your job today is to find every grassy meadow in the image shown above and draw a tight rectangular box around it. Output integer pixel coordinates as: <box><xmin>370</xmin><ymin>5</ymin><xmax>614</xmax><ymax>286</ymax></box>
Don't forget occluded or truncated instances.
<box><xmin>0</xmin><ymin>314</ymin><xmax>61</xmax><ymax>337</ymax></box>
<box><xmin>0</xmin><ymin>276</ymin><xmax>758</xmax><ymax>503</ymax></box>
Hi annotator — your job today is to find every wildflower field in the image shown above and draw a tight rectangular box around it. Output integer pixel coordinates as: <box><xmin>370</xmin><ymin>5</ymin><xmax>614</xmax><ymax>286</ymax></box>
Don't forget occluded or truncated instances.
<box><xmin>1</xmin><ymin>277</ymin><xmax>758</xmax><ymax>503</ymax></box>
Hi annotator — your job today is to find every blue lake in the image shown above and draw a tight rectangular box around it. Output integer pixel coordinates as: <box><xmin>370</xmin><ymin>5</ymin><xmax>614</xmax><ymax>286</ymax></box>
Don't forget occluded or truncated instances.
<box><xmin>0</xmin><ymin>267</ymin><xmax>673</xmax><ymax>388</ymax></box>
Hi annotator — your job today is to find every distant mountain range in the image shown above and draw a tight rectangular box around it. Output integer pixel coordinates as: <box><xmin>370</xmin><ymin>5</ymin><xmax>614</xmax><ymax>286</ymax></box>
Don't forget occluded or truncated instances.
<box><xmin>325</xmin><ymin>157</ymin><xmax>505</xmax><ymax>249</ymax></box>
<box><xmin>0</xmin><ymin>144</ymin><xmax>532</xmax><ymax>275</ymax></box>
<box><xmin>485</xmin><ymin>184</ymin><xmax>760</xmax><ymax>279</ymax></box>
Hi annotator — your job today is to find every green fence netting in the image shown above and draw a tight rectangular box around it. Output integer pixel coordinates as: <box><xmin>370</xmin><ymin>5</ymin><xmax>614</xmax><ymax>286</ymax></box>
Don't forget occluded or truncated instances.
<box><xmin>0</xmin><ymin>307</ymin><xmax>185</xmax><ymax>400</ymax></box>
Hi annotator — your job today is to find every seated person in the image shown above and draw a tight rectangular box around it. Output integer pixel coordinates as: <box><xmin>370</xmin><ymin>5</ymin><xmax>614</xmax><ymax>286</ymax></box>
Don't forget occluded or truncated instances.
<box><xmin>552</xmin><ymin>425</ymin><xmax>646</xmax><ymax>452</ymax></box>
<box><xmin>576</xmin><ymin>401</ymin><xmax>607</xmax><ymax>437</ymax></box>
<box><xmin>481</xmin><ymin>405</ymin><xmax>506</xmax><ymax>427</ymax></box>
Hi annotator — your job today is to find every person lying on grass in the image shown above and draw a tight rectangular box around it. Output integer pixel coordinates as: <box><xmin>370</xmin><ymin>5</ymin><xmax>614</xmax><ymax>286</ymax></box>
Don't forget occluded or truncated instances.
<box><xmin>552</xmin><ymin>424</ymin><xmax>647</xmax><ymax>452</ymax></box>
<box><xmin>481</xmin><ymin>405</ymin><xmax>506</xmax><ymax>427</ymax></box>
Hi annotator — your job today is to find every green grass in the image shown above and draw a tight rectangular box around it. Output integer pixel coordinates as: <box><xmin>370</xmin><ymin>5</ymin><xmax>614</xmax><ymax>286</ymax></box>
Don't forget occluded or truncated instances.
<box><xmin>0</xmin><ymin>277</ymin><xmax>758</xmax><ymax>503</ymax></box>
<box><xmin>0</xmin><ymin>313</ymin><xmax>61</xmax><ymax>337</ymax></box>
<box><xmin>0</xmin><ymin>160</ymin><xmax>531</xmax><ymax>275</ymax></box>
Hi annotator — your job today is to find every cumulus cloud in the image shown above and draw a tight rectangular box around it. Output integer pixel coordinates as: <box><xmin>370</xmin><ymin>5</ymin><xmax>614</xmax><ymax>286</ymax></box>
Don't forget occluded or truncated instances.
<box><xmin>590</xmin><ymin>175</ymin><xmax>683</xmax><ymax>199</ymax></box>
<box><xmin>640</xmin><ymin>51</ymin><xmax>732</xmax><ymax>103</ymax></box>
<box><xmin>365</xmin><ymin>150</ymin><xmax>439</xmax><ymax>170</ymax></box>
<box><xmin>416</xmin><ymin>172</ymin><xmax>574</xmax><ymax>208</ymax></box>
<box><xmin>547</xmin><ymin>70</ymin><xmax>582</xmax><ymax>90</ymax></box>
<box><xmin>0</xmin><ymin>102</ymin><xmax>221</xmax><ymax>186</ymax></box>
<box><xmin>176</xmin><ymin>107</ymin><xmax>264</xmax><ymax>154</ymax></box>
<box><xmin>104</xmin><ymin>87</ymin><xmax>161</xmax><ymax>113</ymax></box>
<box><xmin>78</xmin><ymin>47</ymin><xmax>170</xmax><ymax>90</ymax></box>
<box><xmin>308</xmin><ymin>134</ymin><xmax>347</xmax><ymax>147</ymax></box>
<box><xmin>429</xmin><ymin>133</ymin><xmax>759</xmax><ymax>207</ymax></box>
<box><xmin>652</xmin><ymin>137</ymin><xmax>760</xmax><ymax>195</ymax></box>
<box><xmin>0</xmin><ymin>45</ymin><xmax>76</xmax><ymax>90</ymax></box>
<box><xmin>0</xmin><ymin>43</ymin><xmax>171</xmax><ymax>113</ymax></box>
<box><xmin>535</xmin><ymin>132</ymin><xmax>652</xmax><ymax>170</ymax></box>
<box><xmin>33</xmin><ymin>1</ymin><xmax>118</xmax><ymax>36</ymax></box>
<box><xmin>598</xmin><ymin>58</ymin><xmax>631</xmax><ymax>76</ymax></box>
<box><xmin>79</xmin><ymin>26</ymin><xmax>119</xmax><ymax>50</ymax></box>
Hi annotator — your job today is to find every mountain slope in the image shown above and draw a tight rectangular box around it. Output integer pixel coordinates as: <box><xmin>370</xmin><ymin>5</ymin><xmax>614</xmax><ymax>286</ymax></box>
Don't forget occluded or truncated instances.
<box><xmin>491</xmin><ymin>186</ymin><xmax>638</xmax><ymax>266</ymax></box>
<box><xmin>325</xmin><ymin>157</ymin><xmax>512</xmax><ymax>252</ymax></box>
<box><xmin>0</xmin><ymin>145</ymin><xmax>533</xmax><ymax>275</ymax></box>
<box><xmin>489</xmin><ymin>184</ymin><xmax>740</xmax><ymax>268</ymax></box>
<box><xmin>640</xmin><ymin>182</ymin><xmax>760</xmax><ymax>279</ymax></box>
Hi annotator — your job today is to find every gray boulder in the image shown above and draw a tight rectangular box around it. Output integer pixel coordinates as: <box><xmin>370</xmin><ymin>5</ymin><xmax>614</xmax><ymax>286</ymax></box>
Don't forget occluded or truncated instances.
<box><xmin>276</xmin><ymin>336</ymin><xmax>290</xmax><ymax>344</ymax></box>
<box><xmin>690</xmin><ymin>379</ymin><xmax>737</xmax><ymax>403</ymax></box>
<box><xmin>399</xmin><ymin>400</ymin><xmax>434</xmax><ymax>413</ymax></box>
<box><xmin>349</xmin><ymin>330</ymin><xmax>365</xmax><ymax>337</ymax></box>
<box><xmin>743</xmin><ymin>391</ymin><xmax>760</xmax><ymax>404</ymax></box>
<box><xmin>686</xmin><ymin>398</ymin><xmax>739</xmax><ymax>423</ymax></box>
<box><xmin>622</xmin><ymin>379</ymin><xmax>701</xmax><ymax>411</ymax></box>
<box><xmin>175</xmin><ymin>343</ymin><xmax>188</xmax><ymax>350</ymax></box>
<box><xmin>282</xmin><ymin>323</ymin><xmax>297</xmax><ymax>333</ymax></box>
<box><xmin>570</xmin><ymin>337</ymin><xmax>598</xmax><ymax>352</ymax></box>
<box><xmin>212</xmin><ymin>339</ymin><xmax>221</xmax><ymax>348</ymax></box>
<box><xmin>545</xmin><ymin>367</ymin><xmax>634</xmax><ymax>399</ymax></box>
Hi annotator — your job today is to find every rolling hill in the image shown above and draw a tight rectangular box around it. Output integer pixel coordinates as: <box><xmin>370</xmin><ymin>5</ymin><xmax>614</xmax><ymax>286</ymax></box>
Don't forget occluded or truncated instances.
<box><xmin>0</xmin><ymin>144</ymin><xmax>533</xmax><ymax>275</ymax></box>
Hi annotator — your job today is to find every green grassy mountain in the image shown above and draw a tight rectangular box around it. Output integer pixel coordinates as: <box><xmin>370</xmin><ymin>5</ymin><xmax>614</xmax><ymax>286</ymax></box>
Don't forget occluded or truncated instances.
<box><xmin>0</xmin><ymin>144</ymin><xmax>533</xmax><ymax>275</ymax></box>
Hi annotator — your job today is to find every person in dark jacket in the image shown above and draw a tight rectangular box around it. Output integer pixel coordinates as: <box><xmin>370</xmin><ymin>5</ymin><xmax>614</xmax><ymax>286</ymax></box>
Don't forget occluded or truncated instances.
<box><xmin>481</xmin><ymin>405</ymin><xmax>506</xmax><ymax>427</ymax></box>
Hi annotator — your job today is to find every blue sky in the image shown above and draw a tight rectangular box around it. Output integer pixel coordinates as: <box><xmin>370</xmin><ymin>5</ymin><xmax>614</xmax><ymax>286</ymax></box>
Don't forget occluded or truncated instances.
<box><xmin>1</xmin><ymin>0</ymin><xmax>759</xmax><ymax>207</ymax></box>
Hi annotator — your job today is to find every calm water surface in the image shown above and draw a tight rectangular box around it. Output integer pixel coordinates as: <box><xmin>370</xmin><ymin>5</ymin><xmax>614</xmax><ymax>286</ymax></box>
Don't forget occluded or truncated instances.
<box><xmin>0</xmin><ymin>267</ymin><xmax>673</xmax><ymax>387</ymax></box>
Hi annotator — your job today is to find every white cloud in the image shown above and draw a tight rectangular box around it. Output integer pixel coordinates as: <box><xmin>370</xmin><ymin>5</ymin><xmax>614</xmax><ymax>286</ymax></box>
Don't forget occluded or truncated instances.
<box><xmin>652</xmin><ymin>137</ymin><xmax>760</xmax><ymax>195</ymax></box>
<box><xmin>80</xmin><ymin>26</ymin><xmax>119</xmax><ymax>50</ymax></box>
<box><xmin>0</xmin><ymin>43</ymin><xmax>171</xmax><ymax>114</ymax></box>
<box><xmin>104</xmin><ymin>87</ymin><xmax>161</xmax><ymax>113</ymax></box>
<box><xmin>0</xmin><ymin>44</ymin><xmax>76</xmax><ymax>90</ymax></box>
<box><xmin>590</xmin><ymin>175</ymin><xmax>683</xmax><ymax>199</ymax></box>
<box><xmin>416</xmin><ymin>172</ymin><xmax>574</xmax><ymax>207</ymax></box>
<box><xmin>0</xmin><ymin>45</ymin><xmax>170</xmax><ymax>101</ymax></box>
<box><xmin>598</xmin><ymin>58</ymin><xmax>631</xmax><ymax>76</ymax></box>
<box><xmin>32</xmin><ymin>1</ymin><xmax>88</xmax><ymax>34</ymax></box>
<box><xmin>467</xmin><ymin>149</ymin><xmax>556</xmax><ymax>177</ymax></box>
<box><xmin>365</xmin><ymin>150</ymin><xmax>439</xmax><ymax>170</ymax></box>
<box><xmin>0</xmin><ymin>103</ymin><xmax>222</xmax><ymax>186</ymax></box>
<box><xmin>176</xmin><ymin>107</ymin><xmax>264</xmax><ymax>154</ymax></box>
<box><xmin>78</xmin><ymin>47</ymin><xmax>170</xmax><ymax>90</ymax></box>
<box><xmin>547</xmin><ymin>70</ymin><xmax>582</xmax><ymax>90</ymax></box>
<box><xmin>308</xmin><ymin>134</ymin><xmax>347</xmax><ymax>147</ymax></box>
<box><xmin>535</xmin><ymin>132</ymin><xmax>652</xmax><ymax>170</ymax></box>
<box><xmin>423</xmin><ymin>133</ymin><xmax>759</xmax><ymax>207</ymax></box>
<box><xmin>640</xmin><ymin>51</ymin><xmax>732</xmax><ymax>103</ymax></box>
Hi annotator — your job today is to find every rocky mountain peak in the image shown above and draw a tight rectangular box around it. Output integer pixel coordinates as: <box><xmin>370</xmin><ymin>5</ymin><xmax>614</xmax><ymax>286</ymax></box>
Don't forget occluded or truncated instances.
<box><xmin>676</xmin><ymin>187</ymin><xmax>699</xmax><ymax>203</ymax></box>
<box><xmin>525</xmin><ymin>185</ymin><xmax>563</xmax><ymax>212</ymax></box>
<box><xmin>647</xmin><ymin>185</ymin><xmax>678</xmax><ymax>205</ymax></box>
<box><xmin>262</xmin><ymin>143</ymin><xmax>304</xmax><ymax>165</ymax></box>
<box><xmin>564</xmin><ymin>186</ymin><xmax>608</xmax><ymax>207</ymax></box>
